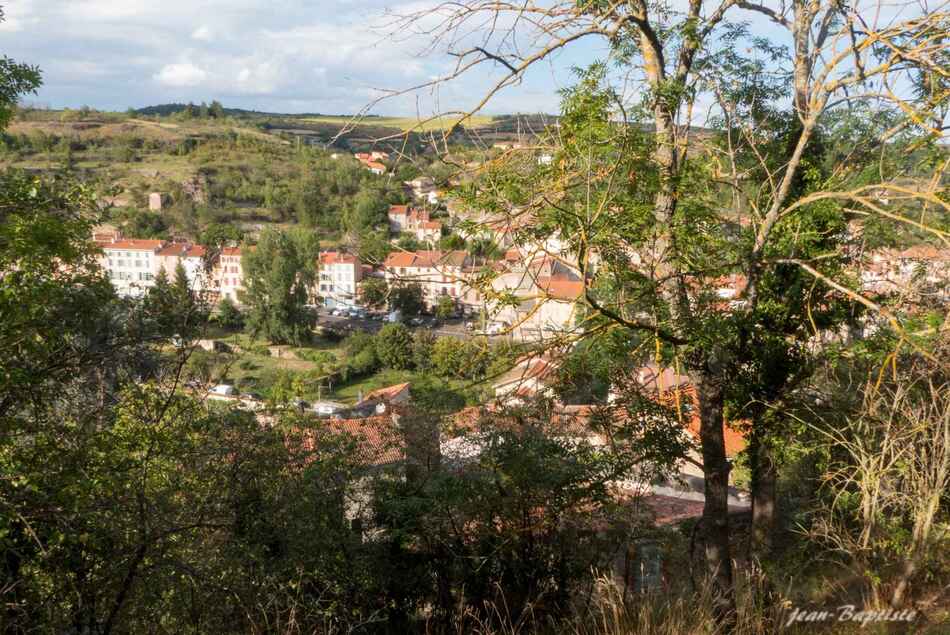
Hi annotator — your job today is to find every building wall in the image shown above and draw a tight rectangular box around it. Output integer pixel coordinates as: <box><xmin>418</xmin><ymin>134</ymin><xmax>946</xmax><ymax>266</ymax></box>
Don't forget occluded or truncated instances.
<box><xmin>101</xmin><ymin>248</ymin><xmax>158</xmax><ymax>297</ymax></box>
<box><xmin>216</xmin><ymin>253</ymin><xmax>244</xmax><ymax>304</ymax></box>
<box><xmin>319</xmin><ymin>259</ymin><xmax>361</xmax><ymax>308</ymax></box>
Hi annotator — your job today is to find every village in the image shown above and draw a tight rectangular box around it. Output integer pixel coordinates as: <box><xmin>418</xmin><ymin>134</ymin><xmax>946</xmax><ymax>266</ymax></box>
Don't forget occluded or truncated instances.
<box><xmin>86</xmin><ymin>146</ymin><xmax>950</xmax><ymax>530</ymax></box>
<box><xmin>6</xmin><ymin>0</ymin><xmax>950</xmax><ymax>627</ymax></box>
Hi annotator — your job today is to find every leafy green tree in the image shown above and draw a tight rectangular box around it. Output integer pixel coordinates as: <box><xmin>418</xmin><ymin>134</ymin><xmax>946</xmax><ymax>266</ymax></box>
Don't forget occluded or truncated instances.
<box><xmin>241</xmin><ymin>228</ymin><xmax>319</xmax><ymax>345</ymax></box>
<box><xmin>0</xmin><ymin>25</ymin><xmax>41</xmax><ymax>129</ymax></box>
<box><xmin>390</xmin><ymin>283</ymin><xmax>424</xmax><ymax>318</ymax></box>
<box><xmin>375</xmin><ymin>323</ymin><xmax>414</xmax><ymax>369</ymax></box>
<box><xmin>355</xmin><ymin>229</ymin><xmax>393</xmax><ymax>265</ymax></box>
<box><xmin>360</xmin><ymin>276</ymin><xmax>388</xmax><ymax>309</ymax></box>
<box><xmin>209</xmin><ymin>99</ymin><xmax>225</xmax><ymax>118</ymax></box>
<box><xmin>434</xmin><ymin>295</ymin><xmax>455</xmax><ymax>320</ymax></box>
<box><xmin>393</xmin><ymin>1</ymin><xmax>950</xmax><ymax>619</ymax></box>
<box><xmin>198</xmin><ymin>222</ymin><xmax>243</xmax><ymax>247</ymax></box>
<box><xmin>431</xmin><ymin>337</ymin><xmax>466</xmax><ymax>378</ymax></box>
<box><xmin>438</xmin><ymin>233</ymin><xmax>466</xmax><ymax>250</ymax></box>
<box><xmin>145</xmin><ymin>262</ymin><xmax>207</xmax><ymax>339</ymax></box>
<box><xmin>372</xmin><ymin>397</ymin><xmax>666</xmax><ymax>625</ymax></box>
<box><xmin>412</xmin><ymin>329</ymin><xmax>436</xmax><ymax>371</ymax></box>
<box><xmin>343</xmin><ymin>188</ymin><xmax>389</xmax><ymax>236</ymax></box>
<box><xmin>342</xmin><ymin>330</ymin><xmax>380</xmax><ymax>379</ymax></box>
<box><xmin>216</xmin><ymin>296</ymin><xmax>244</xmax><ymax>329</ymax></box>
<box><xmin>396</xmin><ymin>233</ymin><xmax>422</xmax><ymax>251</ymax></box>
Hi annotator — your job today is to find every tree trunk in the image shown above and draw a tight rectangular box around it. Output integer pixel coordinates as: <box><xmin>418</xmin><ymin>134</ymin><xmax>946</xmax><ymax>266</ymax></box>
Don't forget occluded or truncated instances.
<box><xmin>694</xmin><ymin>372</ymin><xmax>737</xmax><ymax>628</ymax></box>
<box><xmin>750</xmin><ymin>430</ymin><xmax>777</xmax><ymax>558</ymax></box>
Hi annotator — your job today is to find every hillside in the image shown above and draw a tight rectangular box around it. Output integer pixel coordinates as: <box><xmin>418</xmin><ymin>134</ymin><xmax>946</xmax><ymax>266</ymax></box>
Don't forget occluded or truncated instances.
<box><xmin>0</xmin><ymin>111</ymin><xmax>502</xmax><ymax>251</ymax></box>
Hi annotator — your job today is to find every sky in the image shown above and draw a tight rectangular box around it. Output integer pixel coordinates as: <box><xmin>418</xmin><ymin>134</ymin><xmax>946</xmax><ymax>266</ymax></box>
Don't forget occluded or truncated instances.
<box><xmin>3</xmin><ymin>1</ymin><xmax>925</xmax><ymax>120</ymax></box>
<box><xmin>1</xmin><ymin>0</ymin><xmax>607</xmax><ymax>116</ymax></box>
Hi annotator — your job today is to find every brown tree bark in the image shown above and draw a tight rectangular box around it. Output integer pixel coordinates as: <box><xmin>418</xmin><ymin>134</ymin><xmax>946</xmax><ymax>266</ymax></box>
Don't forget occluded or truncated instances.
<box><xmin>693</xmin><ymin>371</ymin><xmax>737</xmax><ymax>628</ymax></box>
<box><xmin>750</xmin><ymin>430</ymin><xmax>777</xmax><ymax>558</ymax></box>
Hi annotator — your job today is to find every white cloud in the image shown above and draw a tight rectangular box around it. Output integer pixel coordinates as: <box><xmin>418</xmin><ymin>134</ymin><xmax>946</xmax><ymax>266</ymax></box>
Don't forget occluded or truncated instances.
<box><xmin>191</xmin><ymin>25</ymin><xmax>213</xmax><ymax>41</ymax></box>
<box><xmin>1</xmin><ymin>0</ymin><xmax>573</xmax><ymax>114</ymax></box>
<box><xmin>154</xmin><ymin>62</ymin><xmax>208</xmax><ymax>87</ymax></box>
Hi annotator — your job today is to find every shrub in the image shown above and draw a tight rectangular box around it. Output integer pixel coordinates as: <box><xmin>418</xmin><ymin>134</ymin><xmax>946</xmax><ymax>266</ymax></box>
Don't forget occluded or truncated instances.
<box><xmin>431</xmin><ymin>337</ymin><xmax>466</xmax><ymax>378</ymax></box>
<box><xmin>376</xmin><ymin>323</ymin><xmax>414</xmax><ymax>370</ymax></box>
<box><xmin>412</xmin><ymin>330</ymin><xmax>436</xmax><ymax>371</ymax></box>
<box><xmin>216</xmin><ymin>297</ymin><xmax>244</xmax><ymax>329</ymax></box>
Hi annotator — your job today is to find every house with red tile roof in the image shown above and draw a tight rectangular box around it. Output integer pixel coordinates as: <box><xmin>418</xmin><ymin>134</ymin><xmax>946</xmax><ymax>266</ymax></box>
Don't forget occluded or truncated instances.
<box><xmin>212</xmin><ymin>247</ymin><xmax>245</xmax><ymax>304</ymax></box>
<box><xmin>358</xmin><ymin>382</ymin><xmax>411</xmax><ymax>410</ymax></box>
<box><xmin>483</xmin><ymin>254</ymin><xmax>587</xmax><ymax>342</ymax></box>
<box><xmin>156</xmin><ymin>242</ymin><xmax>211</xmax><ymax>292</ymax></box>
<box><xmin>492</xmin><ymin>354</ymin><xmax>562</xmax><ymax>403</ymax></box>
<box><xmin>383</xmin><ymin>250</ymin><xmax>471</xmax><ymax>310</ymax></box>
<box><xmin>96</xmin><ymin>237</ymin><xmax>166</xmax><ymax>298</ymax></box>
<box><xmin>388</xmin><ymin>205</ymin><xmax>443</xmax><ymax>244</ymax></box>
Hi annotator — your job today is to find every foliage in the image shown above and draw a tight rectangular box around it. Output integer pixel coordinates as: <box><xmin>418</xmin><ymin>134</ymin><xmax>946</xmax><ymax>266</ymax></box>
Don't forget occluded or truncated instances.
<box><xmin>341</xmin><ymin>329</ymin><xmax>380</xmax><ymax>379</ymax></box>
<box><xmin>0</xmin><ymin>170</ymin><xmax>115</xmax><ymax>413</ymax></box>
<box><xmin>359</xmin><ymin>276</ymin><xmax>388</xmax><ymax>309</ymax></box>
<box><xmin>372</xmin><ymin>398</ymin><xmax>651</xmax><ymax>627</ymax></box>
<box><xmin>412</xmin><ymin>329</ymin><xmax>437</xmax><ymax>371</ymax></box>
<box><xmin>240</xmin><ymin>228</ymin><xmax>319</xmax><ymax>345</ymax></box>
<box><xmin>145</xmin><ymin>261</ymin><xmax>208</xmax><ymax>339</ymax></box>
<box><xmin>216</xmin><ymin>295</ymin><xmax>244</xmax><ymax>329</ymax></box>
<box><xmin>0</xmin><ymin>34</ymin><xmax>41</xmax><ymax>129</ymax></box>
<box><xmin>435</xmin><ymin>294</ymin><xmax>456</xmax><ymax>320</ymax></box>
<box><xmin>198</xmin><ymin>222</ymin><xmax>244</xmax><ymax>247</ymax></box>
<box><xmin>375</xmin><ymin>322</ymin><xmax>414</xmax><ymax>369</ymax></box>
<box><xmin>390</xmin><ymin>282</ymin><xmax>424</xmax><ymax>317</ymax></box>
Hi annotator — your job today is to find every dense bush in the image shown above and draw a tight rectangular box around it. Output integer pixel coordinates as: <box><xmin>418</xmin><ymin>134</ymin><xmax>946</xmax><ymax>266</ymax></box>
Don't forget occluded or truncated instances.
<box><xmin>376</xmin><ymin>322</ymin><xmax>415</xmax><ymax>369</ymax></box>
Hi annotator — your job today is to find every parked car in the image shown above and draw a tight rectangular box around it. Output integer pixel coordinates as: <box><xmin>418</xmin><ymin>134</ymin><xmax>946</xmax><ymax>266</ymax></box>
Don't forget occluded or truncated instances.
<box><xmin>410</xmin><ymin>317</ymin><xmax>424</xmax><ymax>326</ymax></box>
<box><xmin>331</xmin><ymin>308</ymin><xmax>344</xmax><ymax>316</ymax></box>
<box><xmin>464</xmin><ymin>321</ymin><xmax>475</xmax><ymax>331</ymax></box>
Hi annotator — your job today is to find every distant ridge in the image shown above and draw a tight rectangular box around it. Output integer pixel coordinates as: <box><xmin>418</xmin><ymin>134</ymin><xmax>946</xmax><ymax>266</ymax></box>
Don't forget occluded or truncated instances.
<box><xmin>133</xmin><ymin>103</ymin><xmax>379</xmax><ymax>118</ymax></box>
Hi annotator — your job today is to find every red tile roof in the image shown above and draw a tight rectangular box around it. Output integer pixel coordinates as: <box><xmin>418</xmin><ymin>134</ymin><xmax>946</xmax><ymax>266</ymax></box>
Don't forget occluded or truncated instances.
<box><xmin>326</xmin><ymin>416</ymin><xmax>403</xmax><ymax>465</ymax></box>
<box><xmin>294</xmin><ymin>416</ymin><xmax>403</xmax><ymax>467</ymax></box>
<box><xmin>384</xmin><ymin>252</ymin><xmax>416</xmax><ymax>268</ymax></box>
<box><xmin>101</xmin><ymin>239</ymin><xmax>164</xmax><ymax>251</ymax></box>
<box><xmin>320</xmin><ymin>251</ymin><xmax>359</xmax><ymax>265</ymax></box>
<box><xmin>221</xmin><ymin>247</ymin><xmax>242</xmax><ymax>256</ymax></box>
<box><xmin>361</xmin><ymin>382</ymin><xmax>410</xmax><ymax>403</ymax></box>
<box><xmin>537</xmin><ymin>276</ymin><xmax>585</xmax><ymax>301</ymax></box>
<box><xmin>384</xmin><ymin>250</ymin><xmax>468</xmax><ymax>269</ymax></box>
<box><xmin>389</xmin><ymin>204</ymin><xmax>409</xmax><ymax>216</ymax></box>
<box><xmin>157</xmin><ymin>242</ymin><xmax>189</xmax><ymax>256</ymax></box>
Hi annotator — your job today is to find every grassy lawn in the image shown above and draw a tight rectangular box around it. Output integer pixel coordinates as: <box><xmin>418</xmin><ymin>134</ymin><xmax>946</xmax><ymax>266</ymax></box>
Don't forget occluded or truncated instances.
<box><xmin>329</xmin><ymin>368</ymin><xmax>487</xmax><ymax>405</ymax></box>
